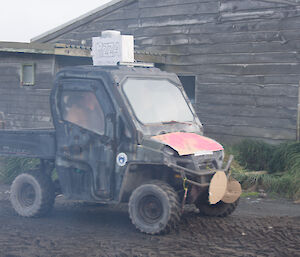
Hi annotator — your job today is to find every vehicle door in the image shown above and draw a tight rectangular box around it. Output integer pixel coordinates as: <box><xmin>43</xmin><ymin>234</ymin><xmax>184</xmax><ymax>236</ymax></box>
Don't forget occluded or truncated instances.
<box><xmin>55</xmin><ymin>79</ymin><xmax>115</xmax><ymax>199</ymax></box>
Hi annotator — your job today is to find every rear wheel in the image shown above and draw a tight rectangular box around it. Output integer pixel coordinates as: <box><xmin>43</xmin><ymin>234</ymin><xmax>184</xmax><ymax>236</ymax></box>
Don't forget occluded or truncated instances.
<box><xmin>196</xmin><ymin>199</ymin><xmax>239</xmax><ymax>217</ymax></box>
<box><xmin>10</xmin><ymin>170</ymin><xmax>55</xmax><ymax>217</ymax></box>
<box><xmin>128</xmin><ymin>180</ymin><xmax>181</xmax><ymax>234</ymax></box>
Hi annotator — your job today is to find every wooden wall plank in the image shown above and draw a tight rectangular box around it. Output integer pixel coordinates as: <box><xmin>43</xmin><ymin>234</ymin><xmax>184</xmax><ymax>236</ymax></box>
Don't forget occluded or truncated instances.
<box><xmin>218</xmin><ymin>6</ymin><xmax>300</xmax><ymax>22</ymax></box>
<box><xmin>203</xmin><ymin>124</ymin><xmax>296</xmax><ymax>140</ymax></box>
<box><xmin>197</xmin><ymin>93</ymin><xmax>297</xmax><ymax>108</ymax></box>
<box><xmin>199</xmin><ymin>114</ymin><xmax>296</xmax><ymax>130</ymax></box>
<box><xmin>139</xmin><ymin>2</ymin><xmax>218</xmax><ymax>18</ymax></box>
<box><xmin>139</xmin><ymin>14</ymin><xmax>216</xmax><ymax>28</ymax></box>
<box><xmin>197</xmin><ymin>83</ymin><xmax>298</xmax><ymax>97</ymax></box>
<box><xmin>163</xmin><ymin>63</ymin><xmax>300</xmax><ymax>76</ymax></box>
<box><xmin>135</xmin><ymin>29</ymin><xmax>300</xmax><ymax>47</ymax></box>
<box><xmin>195</xmin><ymin>104</ymin><xmax>297</xmax><ymax>119</ymax></box>
<box><xmin>220</xmin><ymin>0</ymin><xmax>289</xmax><ymax>12</ymax></box>
<box><xmin>204</xmin><ymin>133</ymin><xmax>287</xmax><ymax>145</ymax></box>
<box><xmin>164</xmin><ymin>52</ymin><xmax>300</xmax><ymax>65</ymax></box>
<box><xmin>138</xmin><ymin>0</ymin><xmax>212</xmax><ymax>8</ymax></box>
<box><xmin>197</xmin><ymin>74</ymin><xmax>300</xmax><ymax>84</ymax></box>
<box><xmin>135</xmin><ymin>15</ymin><xmax>300</xmax><ymax>37</ymax></box>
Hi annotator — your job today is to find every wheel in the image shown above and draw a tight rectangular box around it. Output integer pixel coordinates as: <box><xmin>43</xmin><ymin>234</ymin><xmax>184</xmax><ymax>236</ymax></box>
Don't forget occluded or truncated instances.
<box><xmin>10</xmin><ymin>170</ymin><xmax>55</xmax><ymax>217</ymax></box>
<box><xmin>196</xmin><ymin>199</ymin><xmax>239</xmax><ymax>217</ymax></box>
<box><xmin>128</xmin><ymin>180</ymin><xmax>181</xmax><ymax>235</ymax></box>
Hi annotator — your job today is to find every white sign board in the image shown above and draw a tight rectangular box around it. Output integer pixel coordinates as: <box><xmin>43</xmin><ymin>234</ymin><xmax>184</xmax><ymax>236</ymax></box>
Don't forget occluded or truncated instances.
<box><xmin>92</xmin><ymin>31</ymin><xmax>134</xmax><ymax>66</ymax></box>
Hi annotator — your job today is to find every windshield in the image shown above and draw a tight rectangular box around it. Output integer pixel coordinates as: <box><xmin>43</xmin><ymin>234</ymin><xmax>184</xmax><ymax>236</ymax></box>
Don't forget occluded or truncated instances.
<box><xmin>123</xmin><ymin>78</ymin><xmax>194</xmax><ymax>124</ymax></box>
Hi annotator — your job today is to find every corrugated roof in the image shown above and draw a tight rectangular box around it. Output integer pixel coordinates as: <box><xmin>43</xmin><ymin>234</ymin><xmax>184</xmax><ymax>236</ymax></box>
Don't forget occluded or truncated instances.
<box><xmin>0</xmin><ymin>41</ymin><xmax>167</xmax><ymax>62</ymax></box>
<box><xmin>0</xmin><ymin>42</ymin><xmax>92</xmax><ymax>57</ymax></box>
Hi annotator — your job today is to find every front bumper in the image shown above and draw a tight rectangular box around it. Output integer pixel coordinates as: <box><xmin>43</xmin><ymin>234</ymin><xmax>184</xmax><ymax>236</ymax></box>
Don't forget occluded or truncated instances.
<box><xmin>166</xmin><ymin>154</ymin><xmax>234</xmax><ymax>188</ymax></box>
<box><xmin>167</xmin><ymin>155</ymin><xmax>241</xmax><ymax>204</ymax></box>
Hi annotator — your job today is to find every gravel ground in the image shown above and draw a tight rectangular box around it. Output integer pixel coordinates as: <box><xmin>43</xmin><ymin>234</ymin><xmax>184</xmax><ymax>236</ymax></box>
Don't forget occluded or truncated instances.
<box><xmin>0</xmin><ymin>184</ymin><xmax>299</xmax><ymax>257</ymax></box>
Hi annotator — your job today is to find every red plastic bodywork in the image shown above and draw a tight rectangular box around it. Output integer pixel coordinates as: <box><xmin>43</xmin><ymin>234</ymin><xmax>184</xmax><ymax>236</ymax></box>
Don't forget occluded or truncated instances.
<box><xmin>151</xmin><ymin>132</ymin><xmax>223</xmax><ymax>156</ymax></box>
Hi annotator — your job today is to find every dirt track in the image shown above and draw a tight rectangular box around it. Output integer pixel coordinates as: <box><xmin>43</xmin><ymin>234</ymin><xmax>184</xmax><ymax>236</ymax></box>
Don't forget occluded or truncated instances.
<box><xmin>0</xmin><ymin>186</ymin><xmax>299</xmax><ymax>257</ymax></box>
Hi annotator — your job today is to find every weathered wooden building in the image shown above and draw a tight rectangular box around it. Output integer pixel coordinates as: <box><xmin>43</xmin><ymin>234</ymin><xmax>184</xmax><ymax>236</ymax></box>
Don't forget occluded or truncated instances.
<box><xmin>30</xmin><ymin>0</ymin><xmax>300</xmax><ymax>143</ymax></box>
<box><xmin>0</xmin><ymin>42</ymin><xmax>91</xmax><ymax>129</ymax></box>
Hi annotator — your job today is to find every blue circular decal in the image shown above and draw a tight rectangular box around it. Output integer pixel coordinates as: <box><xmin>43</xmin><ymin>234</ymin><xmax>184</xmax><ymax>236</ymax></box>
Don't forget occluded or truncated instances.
<box><xmin>116</xmin><ymin>152</ymin><xmax>128</xmax><ymax>167</ymax></box>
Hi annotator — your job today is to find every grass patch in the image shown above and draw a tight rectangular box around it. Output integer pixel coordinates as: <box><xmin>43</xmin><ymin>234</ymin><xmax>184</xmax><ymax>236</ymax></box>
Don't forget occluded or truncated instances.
<box><xmin>0</xmin><ymin>157</ymin><xmax>39</xmax><ymax>184</ymax></box>
<box><xmin>226</xmin><ymin>140</ymin><xmax>300</xmax><ymax>200</ymax></box>
<box><xmin>233</xmin><ymin>139</ymin><xmax>274</xmax><ymax>171</ymax></box>
<box><xmin>269</xmin><ymin>142</ymin><xmax>300</xmax><ymax>173</ymax></box>
<box><xmin>241</xmin><ymin>191</ymin><xmax>260</xmax><ymax>198</ymax></box>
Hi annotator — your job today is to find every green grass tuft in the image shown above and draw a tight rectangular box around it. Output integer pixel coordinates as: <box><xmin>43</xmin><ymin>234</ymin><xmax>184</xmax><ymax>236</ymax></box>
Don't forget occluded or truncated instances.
<box><xmin>232</xmin><ymin>139</ymin><xmax>275</xmax><ymax>171</ymax></box>
<box><xmin>226</xmin><ymin>140</ymin><xmax>300</xmax><ymax>200</ymax></box>
<box><xmin>0</xmin><ymin>157</ymin><xmax>39</xmax><ymax>184</ymax></box>
<box><xmin>269</xmin><ymin>142</ymin><xmax>300</xmax><ymax>173</ymax></box>
<box><xmin>241</xmin><ymin>191</ymin><xmax>260</xmax><ymax>198</ymax></box>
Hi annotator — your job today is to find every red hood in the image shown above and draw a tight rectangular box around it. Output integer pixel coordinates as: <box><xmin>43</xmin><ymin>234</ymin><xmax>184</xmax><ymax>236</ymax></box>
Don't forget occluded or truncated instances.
<box><xmin>151</xmin><ymin>132</ymin><xmax>223</xmax><ymax>156</ymax></box>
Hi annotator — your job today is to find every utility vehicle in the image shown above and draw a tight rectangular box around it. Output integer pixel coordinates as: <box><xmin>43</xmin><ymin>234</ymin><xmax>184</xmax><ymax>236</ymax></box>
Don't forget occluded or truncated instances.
<box><xmin>0</xmin><ymin>63</ymin><xmax>241</xmax><ymax>234</ymax></box>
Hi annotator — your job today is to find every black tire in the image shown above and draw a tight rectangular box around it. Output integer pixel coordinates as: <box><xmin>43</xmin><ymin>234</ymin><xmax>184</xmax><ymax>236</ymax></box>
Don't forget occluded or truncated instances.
<box><xmin>10</xmin><ymin>170</ymin><xmax>55</xmax><ymax>217</ymax></box>
<box><xmin>196</xmin><ymin>199</ymin><xmax>239</xmax><ymax>217</ymax></box>
<box><xmin>128</xmin><ymin>180</ymin><xmax>181</xmax><ymax>235</ymax></box>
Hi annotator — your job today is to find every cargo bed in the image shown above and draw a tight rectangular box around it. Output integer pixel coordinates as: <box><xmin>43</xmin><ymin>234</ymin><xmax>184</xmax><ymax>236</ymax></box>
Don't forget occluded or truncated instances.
<box><xmin>0</xmin><ymin>129</ymin><xmax>55</xmax><ymax>159</ymax></box>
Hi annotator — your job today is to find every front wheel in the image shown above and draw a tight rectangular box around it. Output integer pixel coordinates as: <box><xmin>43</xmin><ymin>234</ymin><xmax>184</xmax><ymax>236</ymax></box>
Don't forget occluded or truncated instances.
<box><xmin>196</xmin><ymin>199</ymin><xmax>239</xmax><ymax>217</ymax></box>
<box><xmin>128</xmin><ymin>180</ymin><xmax>181</xmax><ymax>234</ymax></box>
<box><xmin>10</xmin><ymin>170</ymin><xmax>55</xmax><ymax>217</ymax></box>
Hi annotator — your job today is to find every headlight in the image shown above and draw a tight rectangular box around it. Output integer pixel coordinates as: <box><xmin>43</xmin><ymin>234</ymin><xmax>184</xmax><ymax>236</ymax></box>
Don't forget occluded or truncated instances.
<box><xmin>214</xmin><ymin>150</ymin><xmax>224</xmax><ymax>169</ymax></box>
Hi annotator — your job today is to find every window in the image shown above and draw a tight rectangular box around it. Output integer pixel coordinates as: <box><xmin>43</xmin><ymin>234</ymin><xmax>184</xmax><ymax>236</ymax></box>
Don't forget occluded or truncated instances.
<box><xmin>61</xmin><ymin>91</ymin><xmax>105</xmax><ymax>134</ymax></box>
<box><xmin>178</xmin><ymin>76</ymin><xmax>195</xmax><ymax>104</ymax></box>
<box><xmin>21</xmin><ymin>64</ymin><xmax>35</xmax><ymax>86</ymax></box>
<box><xmin>123</xmin><ymin>78</ymin><xmax>194</xmax><ymax>124</ymax></box>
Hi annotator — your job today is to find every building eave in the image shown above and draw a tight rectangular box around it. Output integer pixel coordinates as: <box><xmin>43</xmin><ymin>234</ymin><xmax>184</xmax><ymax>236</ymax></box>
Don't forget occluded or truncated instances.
<box><xmin>0</xmin><ymin>41</ymin><xmax>168</xmax><ymax>61</ymax></box>
<box><xmin>0</xmin><ymin>42</ymin><xmax>54</xmax><ymax>54</ymax></box>
<box><xmin>0</xmin><ymin>42</ymin><xmax>92</xmax><ymax>57</ymax></box>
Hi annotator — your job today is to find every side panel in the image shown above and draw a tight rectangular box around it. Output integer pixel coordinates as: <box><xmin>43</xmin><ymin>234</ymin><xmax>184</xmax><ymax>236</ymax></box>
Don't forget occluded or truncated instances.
<box><xmin>0</xmin><ymin>129</ymin><xmax>56</xmax><ymax>159</ymax></box>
